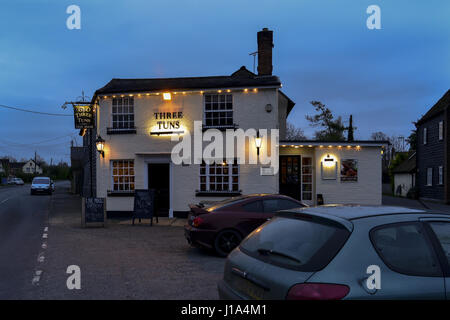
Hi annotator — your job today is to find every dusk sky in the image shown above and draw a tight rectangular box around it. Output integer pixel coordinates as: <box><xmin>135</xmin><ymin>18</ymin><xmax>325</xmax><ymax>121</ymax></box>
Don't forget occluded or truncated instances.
<box><xmin>0</xmin><ymin>0</ymin><xmax>448</xmax><ymax>163</ymax></box>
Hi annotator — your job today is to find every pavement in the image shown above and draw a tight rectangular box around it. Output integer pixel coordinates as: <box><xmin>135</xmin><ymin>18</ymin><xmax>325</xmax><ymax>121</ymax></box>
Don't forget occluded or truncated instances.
<box><xmin>29</xmin><ymin>182</ymin><xmax>225</xmax><ymax>300</ymax></box>
<box><xmin>382</xmin><ymin>194</ymin><xmax>450</xmax><ymax>213</ymax></box>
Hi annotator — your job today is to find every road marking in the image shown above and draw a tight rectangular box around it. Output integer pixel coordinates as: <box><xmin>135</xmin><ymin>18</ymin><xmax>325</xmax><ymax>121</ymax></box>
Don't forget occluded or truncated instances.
<box><xmin>32</xmin><ymin>270</ymin><xmax>43</xmax><ymax>285</ymax></box>
<box><xmin>42</xmin><ymin>233</ymin><xmax>48</xmax><ymax>239</ymax></box>
<box><xmin>0</xmin><ymin>198</ymin><xmax>9</xmax><ymax>204</ymax></box>
<box><xmin>44</xmin><ymin>227</ymin><xmax>48</xmax><ymax>232</ymax></box>
<box><xmin>37</xmin><ymin>255</ymin><xmax>45</xmax><ymax>263</ymax></box>
<box><xmin>41</xmin><ymin>242</ymin><xmax>47</xmax><ymax>249</ymax></box>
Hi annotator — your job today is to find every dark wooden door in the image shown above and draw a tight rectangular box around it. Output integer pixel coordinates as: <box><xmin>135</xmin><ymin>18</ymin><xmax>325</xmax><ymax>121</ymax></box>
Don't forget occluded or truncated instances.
<box><xmin>279</xmin><ymin>156</ymin><xmax>301</xmax><ymax>200</ymax></box>
<box><xmin>148</xmin><ymin>163</ymin><xmax>170</xmax><ymax>216</ymax></box>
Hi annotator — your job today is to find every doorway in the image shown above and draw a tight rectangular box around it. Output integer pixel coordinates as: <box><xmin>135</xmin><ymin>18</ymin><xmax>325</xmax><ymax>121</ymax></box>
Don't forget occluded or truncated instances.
<box><xmin>279</xmin><ymin>155</ymin><xmax>301</xmax><ymax>200</ymax></box>
<box><xmin>148</xmin><ymin>163</ymin><xmax>170</xmax><ymax>216</ymax></box>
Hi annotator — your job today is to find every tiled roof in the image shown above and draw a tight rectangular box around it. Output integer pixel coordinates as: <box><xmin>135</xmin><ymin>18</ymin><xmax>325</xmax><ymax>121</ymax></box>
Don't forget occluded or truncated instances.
<box><xmin>94</xmin><ymin>66</ymin><xmax>281</xmax><ymax>96</ymax></box>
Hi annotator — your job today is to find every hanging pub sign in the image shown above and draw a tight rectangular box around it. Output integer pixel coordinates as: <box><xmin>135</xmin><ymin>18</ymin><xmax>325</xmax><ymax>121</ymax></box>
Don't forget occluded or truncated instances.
<box><xmin>73</xmin><ymin>104</ymin><xmax>94</xmax><ymax>129</ymax></box>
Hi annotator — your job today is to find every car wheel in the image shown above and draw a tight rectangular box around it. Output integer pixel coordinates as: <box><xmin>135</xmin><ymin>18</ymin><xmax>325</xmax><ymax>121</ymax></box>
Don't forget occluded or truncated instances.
<box><xmin>214</xmin><ymin>230</ymin><xmax>242</xmax><ymax>257</ymax></box>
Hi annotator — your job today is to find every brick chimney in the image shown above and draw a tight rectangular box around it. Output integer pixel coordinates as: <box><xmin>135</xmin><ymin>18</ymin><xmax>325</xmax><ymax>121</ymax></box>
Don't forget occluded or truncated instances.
<box><xmin>257</xmin><ymin>28</ymin><xmax>273</xmax><ymax>76</ymax></box>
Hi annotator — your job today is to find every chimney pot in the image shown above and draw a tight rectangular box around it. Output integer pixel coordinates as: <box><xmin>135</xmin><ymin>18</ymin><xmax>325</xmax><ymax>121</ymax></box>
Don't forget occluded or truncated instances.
<box><xmin>257</xmin><ymin>28</ymin><xmax>273</xmax><ymax>76</ymax></box>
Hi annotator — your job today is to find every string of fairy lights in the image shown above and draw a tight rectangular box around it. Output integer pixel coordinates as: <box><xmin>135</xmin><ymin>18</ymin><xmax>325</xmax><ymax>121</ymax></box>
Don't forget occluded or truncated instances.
<box><xmin>98</xmin><ymin>87</ymin><xmax>261</xmax><ymax>100</ymax></box>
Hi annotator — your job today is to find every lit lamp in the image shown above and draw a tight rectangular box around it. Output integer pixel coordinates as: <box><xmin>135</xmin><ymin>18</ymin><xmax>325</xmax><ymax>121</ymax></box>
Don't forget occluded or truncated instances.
<box><xmin>323</xmin><ymin>154</ymin><xmax>335</xmax><ymax>167</ymax></box>
<box><xmin>163</xmin><ymin>92</ymin><xmax>172</xmax><ymax>100</ymax></box>
<box><xmin>96</xmin><ymin>135</ymin><xmax>105</xmax><ymax>158</ymax></box>
<box><xmin>255</xmin><ymin>131</ymin><xmax>262</xmax><ymax>156</ymax></box>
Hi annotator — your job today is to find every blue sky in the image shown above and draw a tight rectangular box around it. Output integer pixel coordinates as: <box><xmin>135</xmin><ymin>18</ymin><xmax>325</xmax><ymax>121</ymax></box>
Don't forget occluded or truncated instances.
<box><xmin>0</xmin><ymin>0</ymin><xmax>448</xmax><ymax>163</ymax></box>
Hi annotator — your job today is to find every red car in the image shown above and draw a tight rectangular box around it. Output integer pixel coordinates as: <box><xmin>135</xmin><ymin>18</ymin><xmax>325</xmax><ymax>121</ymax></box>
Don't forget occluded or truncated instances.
<box><xmin>184</xmin><ymin>194</ymin><xmax>306</xmax><ymax>256</ymax></box>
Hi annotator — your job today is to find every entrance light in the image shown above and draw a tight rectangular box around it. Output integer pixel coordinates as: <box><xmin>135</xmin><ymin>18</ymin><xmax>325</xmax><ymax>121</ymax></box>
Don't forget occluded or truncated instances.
<box><xmin>96</xmin><ymin>135</ymin><xmax>105</xmax><ymax>158</ymax></box>
<box><xmin>163</xmin><ymin>93</ymin><xmax>172</xmax><ymax>100</ymax></box>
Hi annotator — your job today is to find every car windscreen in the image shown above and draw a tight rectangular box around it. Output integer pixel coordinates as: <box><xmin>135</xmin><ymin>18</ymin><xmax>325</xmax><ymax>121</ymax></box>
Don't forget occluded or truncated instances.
<box><xmin>33</xmin><ymin>178</ymin><xmax>50</xmax><ymax>184</ymax></box>
<box><xmin>240</xmin><ymin>215</ymin><xmax>350</xmax><ymax>271</ymax></box>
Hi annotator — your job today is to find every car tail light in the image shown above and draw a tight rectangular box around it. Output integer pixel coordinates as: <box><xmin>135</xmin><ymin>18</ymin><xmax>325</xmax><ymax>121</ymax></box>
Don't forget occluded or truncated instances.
<box><xmin>192</xmin><ymin>217</ymin><xmax>204</xmax><ymax>228</ymax></box>
<box><xmin>286</xmin><ymin>283</ymin><xmax>349</xmax><ymax>300</ymax></box>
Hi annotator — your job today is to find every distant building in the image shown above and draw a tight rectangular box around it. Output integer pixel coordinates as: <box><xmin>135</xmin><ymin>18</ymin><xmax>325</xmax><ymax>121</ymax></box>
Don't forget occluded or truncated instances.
<box><xmin>416</xmin><ymin>89</ymin><xmax>450</xmax><ymax>202</ymax></box>
<box><xmin>392</xmin><ymin>152</ymin><xmax>416</xmax><ymax>197</ymax></box>
<box><xmin>0</xmin><ymin>158</ymin><xmax>9</xmax><ymax>174</ymax></box>
<box><xmin>9</xmin><ymin>159</ymin><xmax>43</xmax><ymax>175</ymax></box>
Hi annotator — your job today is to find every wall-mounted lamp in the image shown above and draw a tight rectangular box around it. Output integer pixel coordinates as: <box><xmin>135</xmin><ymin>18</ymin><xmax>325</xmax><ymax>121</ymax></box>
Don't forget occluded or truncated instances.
<box><xmin>163</xmin><ymin>92</ymin><xmax>172</xmax><ymax>100</ymax></box>
<box><xmin>255</xmin><ymin>131</ymin><xmax>262</xmax><ymax>156</ymax></box>
<box><xmin>323</xmin><ymin>154</ymin><xmax>335</xmax><ymax>168</ymax></box>
<box><xmin>96</xmin><ymin>135</ymin><xmax>105</xmax><ymax>158</ymax></box>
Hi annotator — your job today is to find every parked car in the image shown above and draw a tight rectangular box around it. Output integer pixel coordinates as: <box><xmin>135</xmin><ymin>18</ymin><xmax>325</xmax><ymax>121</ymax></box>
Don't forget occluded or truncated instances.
<box><xmin>184</xmin><ymin>194</ymin><xmax>306</xmax><ymax>256</ymax></box>
<box><xmin>218</xmin><ymin>205</ymin><xmax>450</xmax><ymax>300</ymax></box>
<box><xmin>9</xmin><ymin>178</ymin><xmax>24</xmax><ymax>185</ymax></box>
<box><xmin>30</xmin><ymin>177</ymin><xmax>52</xmax><ymax>195</ymax></box>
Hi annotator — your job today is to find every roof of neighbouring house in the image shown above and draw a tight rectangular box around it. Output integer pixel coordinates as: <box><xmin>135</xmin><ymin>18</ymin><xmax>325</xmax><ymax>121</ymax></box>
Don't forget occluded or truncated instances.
<box><xmin>9</xmin><ymin>162</ymin><xmax>25</xmax><ymax>169</ymax></box>
<box><xmin>392</xmin><ymin>152</ymin><xmax>416</xmax><ymax>174</ymax></box>
<box><xmin>416</xmin><ymin>89</ymin><xmax>450</xmax><ymax>126</ymax></box>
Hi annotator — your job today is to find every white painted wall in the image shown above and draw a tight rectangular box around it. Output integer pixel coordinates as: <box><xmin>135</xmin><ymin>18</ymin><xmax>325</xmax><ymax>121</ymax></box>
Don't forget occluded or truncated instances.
<box><xmin>314</xmin><ymin>147</ymin><xmax>382</xmax><ymax>205</ymax></box>
<box><xmin>394</xmin><ymin>173</ymin><xmax>414</xmax><ymax>197</ymax></box>
<box><xmin>96</xmin><ymin>88</ymin><xmax>282</xmax><ymax>213</ymax></box>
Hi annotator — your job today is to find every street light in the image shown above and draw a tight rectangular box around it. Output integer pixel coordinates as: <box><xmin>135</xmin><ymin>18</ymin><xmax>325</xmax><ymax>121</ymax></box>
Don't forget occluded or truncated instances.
<box><xmin>96</xmin><ymin>136</ymin><xmax>105</xmax><ymax>158</ymax></box>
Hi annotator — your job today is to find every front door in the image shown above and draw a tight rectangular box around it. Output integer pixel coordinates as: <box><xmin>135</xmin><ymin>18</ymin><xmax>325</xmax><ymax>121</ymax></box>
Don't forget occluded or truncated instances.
<box><xmin>279</xmin><ymin>156</ymin><xmax>301</xmax><ymax>200</ymax></box>
<box><xmin>148</xmin><ymin>163</ymin><xmax>170</xmax><ymax>216</ymax></box>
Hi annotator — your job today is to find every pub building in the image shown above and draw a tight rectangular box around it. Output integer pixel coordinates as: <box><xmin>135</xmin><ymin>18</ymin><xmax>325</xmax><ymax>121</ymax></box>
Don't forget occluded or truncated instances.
<box><xmin>76</xmin><ymin>28</ymin><xmax>386</xmax><ymax>218</ymax></box>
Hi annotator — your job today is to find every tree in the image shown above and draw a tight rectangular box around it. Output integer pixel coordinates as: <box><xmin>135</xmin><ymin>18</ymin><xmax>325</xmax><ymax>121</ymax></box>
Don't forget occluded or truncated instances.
<box><xmin>285</xmin><ymin>122</ymin><xmax>306</xmax><ymax>140</ymax></box>
<box><xmin>371</xmin><ymin>131</ymin><xmax>389</xmax><ymax>141</ymax></box>
<box><xmin>407</xmin><ymin>130</ymin><xmax>417</xmax><ymax>151</ymax></box>
<box><xmin>347</xmin><ymin>115</ymin><xmax>354</xmax><ymax>142</ymax></box>
<box><xmin>306</xmin><ymin>101</ymin><xmax>348</xmax><ymax>141</ymax></box>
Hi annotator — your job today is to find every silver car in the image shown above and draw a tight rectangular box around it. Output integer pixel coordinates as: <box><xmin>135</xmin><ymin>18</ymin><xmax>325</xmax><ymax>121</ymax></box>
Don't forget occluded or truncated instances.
<box><xmin>218</xmin><ymin>205</ymin><xmax>450</xmax><ymax>300</ymax></box>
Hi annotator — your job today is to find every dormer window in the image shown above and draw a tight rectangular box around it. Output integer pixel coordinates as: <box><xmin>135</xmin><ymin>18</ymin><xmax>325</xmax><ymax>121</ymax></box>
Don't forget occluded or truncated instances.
<box><xmin>203</xmin><ymin>94</ymin><xmax>234</xmax><ymax>129</ymax></box>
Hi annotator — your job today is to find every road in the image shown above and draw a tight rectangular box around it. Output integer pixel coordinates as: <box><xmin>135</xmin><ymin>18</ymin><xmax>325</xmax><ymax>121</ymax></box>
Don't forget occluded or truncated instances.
<box><xmin>0</xmin><ymin>182</ymin><xmax>55</xmax><ymax>299</ymax></box>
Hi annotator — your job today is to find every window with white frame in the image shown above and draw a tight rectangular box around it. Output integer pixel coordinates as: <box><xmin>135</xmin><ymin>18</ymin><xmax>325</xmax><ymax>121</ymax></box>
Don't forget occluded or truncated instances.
<box><xmin>439</xmin><ymin>166</ymin><xmax>443</xmax><ymax>185</ymax></box>
<box><xmin>204</xmin><ymin>94</ymin><xmax>233</xmax><ymax>128</ymax></box>
<box><xmin>439</xmin><ymin>121</ymin><xmax>444</xmax><ymax>141</ymax></box>
<box><xmin>427</xmin><ymin>167</ymin><xmax>433</xmax><ymax>186</ymax></box>
<box><xmin>423</xmin><ymin>127</ymin><xmax>427</xmax><ymax>145</ymax></box>
<box><xmin>199</xmin><ymin>159</ymin><xmax>239</xmax><ymax>192</ymax></box>
<box><xmin>111</xmin><ymin>160</ymin><xmax>135</xmax><ymax>191</ymax></box>
<box><xmin>112</xmin><ymin>97</ymin><xmax>135</xmax><ymax>130</ymax></box>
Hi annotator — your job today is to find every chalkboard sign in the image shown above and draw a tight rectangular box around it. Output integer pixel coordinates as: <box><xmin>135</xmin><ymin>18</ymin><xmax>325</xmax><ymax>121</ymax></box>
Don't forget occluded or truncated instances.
<box><xmin>132</xmin><ymin>189</ymin><xmax>156</xmax><ymax>225</ymax></box>
<box><xmin>84</xmin><ymin>197</ymin><xmax>106</xmax><ymax>225</ymax></box>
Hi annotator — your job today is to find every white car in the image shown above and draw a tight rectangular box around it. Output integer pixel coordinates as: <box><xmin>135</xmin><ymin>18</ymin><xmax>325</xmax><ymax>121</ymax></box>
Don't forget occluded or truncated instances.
<box><xmin>12</xmin><ymin>178</ymin><xmax>24</xmax><ymax>185</ymax></box>
<box><xmin>8</xmin><ymin>178</ymin><xmax>24</xmax><ymax>185</ymax></box>
<box><xmin>30</xmin><ymin>177</ymin><xmax>52</xmax><ymax>195</ymax></box>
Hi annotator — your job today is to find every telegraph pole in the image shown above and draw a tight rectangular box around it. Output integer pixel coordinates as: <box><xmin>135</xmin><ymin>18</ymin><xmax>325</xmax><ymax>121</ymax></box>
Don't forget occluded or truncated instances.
<box><xmin>34</xmin><ymin>151</ymin><xmax>37</xmax><ymax>174</ymax></box>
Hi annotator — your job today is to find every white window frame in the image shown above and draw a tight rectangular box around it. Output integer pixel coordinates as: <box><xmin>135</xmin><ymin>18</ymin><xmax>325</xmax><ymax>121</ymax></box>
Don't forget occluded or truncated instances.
<box><xmin>111</xmin><ymin>160</ymin><xmax>135</xmax><ymax>192</ymax></box>
<box><xmin>423</xmin><ymin>127</ymin><xmax>427</xmax><ymax>145</ymax></box>
<box><xmin>203</xmin><ymin>93</ymin><xmax>234</xmax><ymax>129</ymax></box>
<box><xmin>427</xmin><ymin>167</ymin><xmax>433</xmax><ymax>186</ymax></box>
<box><xmin>112</xmin><ymin>97</ymin><xmax>135</xmax><ymax>130</ymax></box>
<box><xmin>439</xmin><ymin>121</ymin><xmax>444</xmax><ymax>141</ymax></box>
<box><xmin>301</xmin><ymin>157</ymin><xmax>313</xmax><ymax>203</ymax></box>
<box><xmin>199</xmin><ymin>160</ymin><xmax>239</xmax><ymax>193</ymax></box>
<box><xmin>439</xmin><ymin>166</ymin><xmax>443</xmax><ymax>185</ymax></box>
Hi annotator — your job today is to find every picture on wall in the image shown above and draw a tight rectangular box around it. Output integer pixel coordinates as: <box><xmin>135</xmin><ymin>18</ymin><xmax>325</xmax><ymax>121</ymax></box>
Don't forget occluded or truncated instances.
<box><xmin>341</xmin><ymin>159</ymin><xmax>358</xmax><ymax>182</ymax></box>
